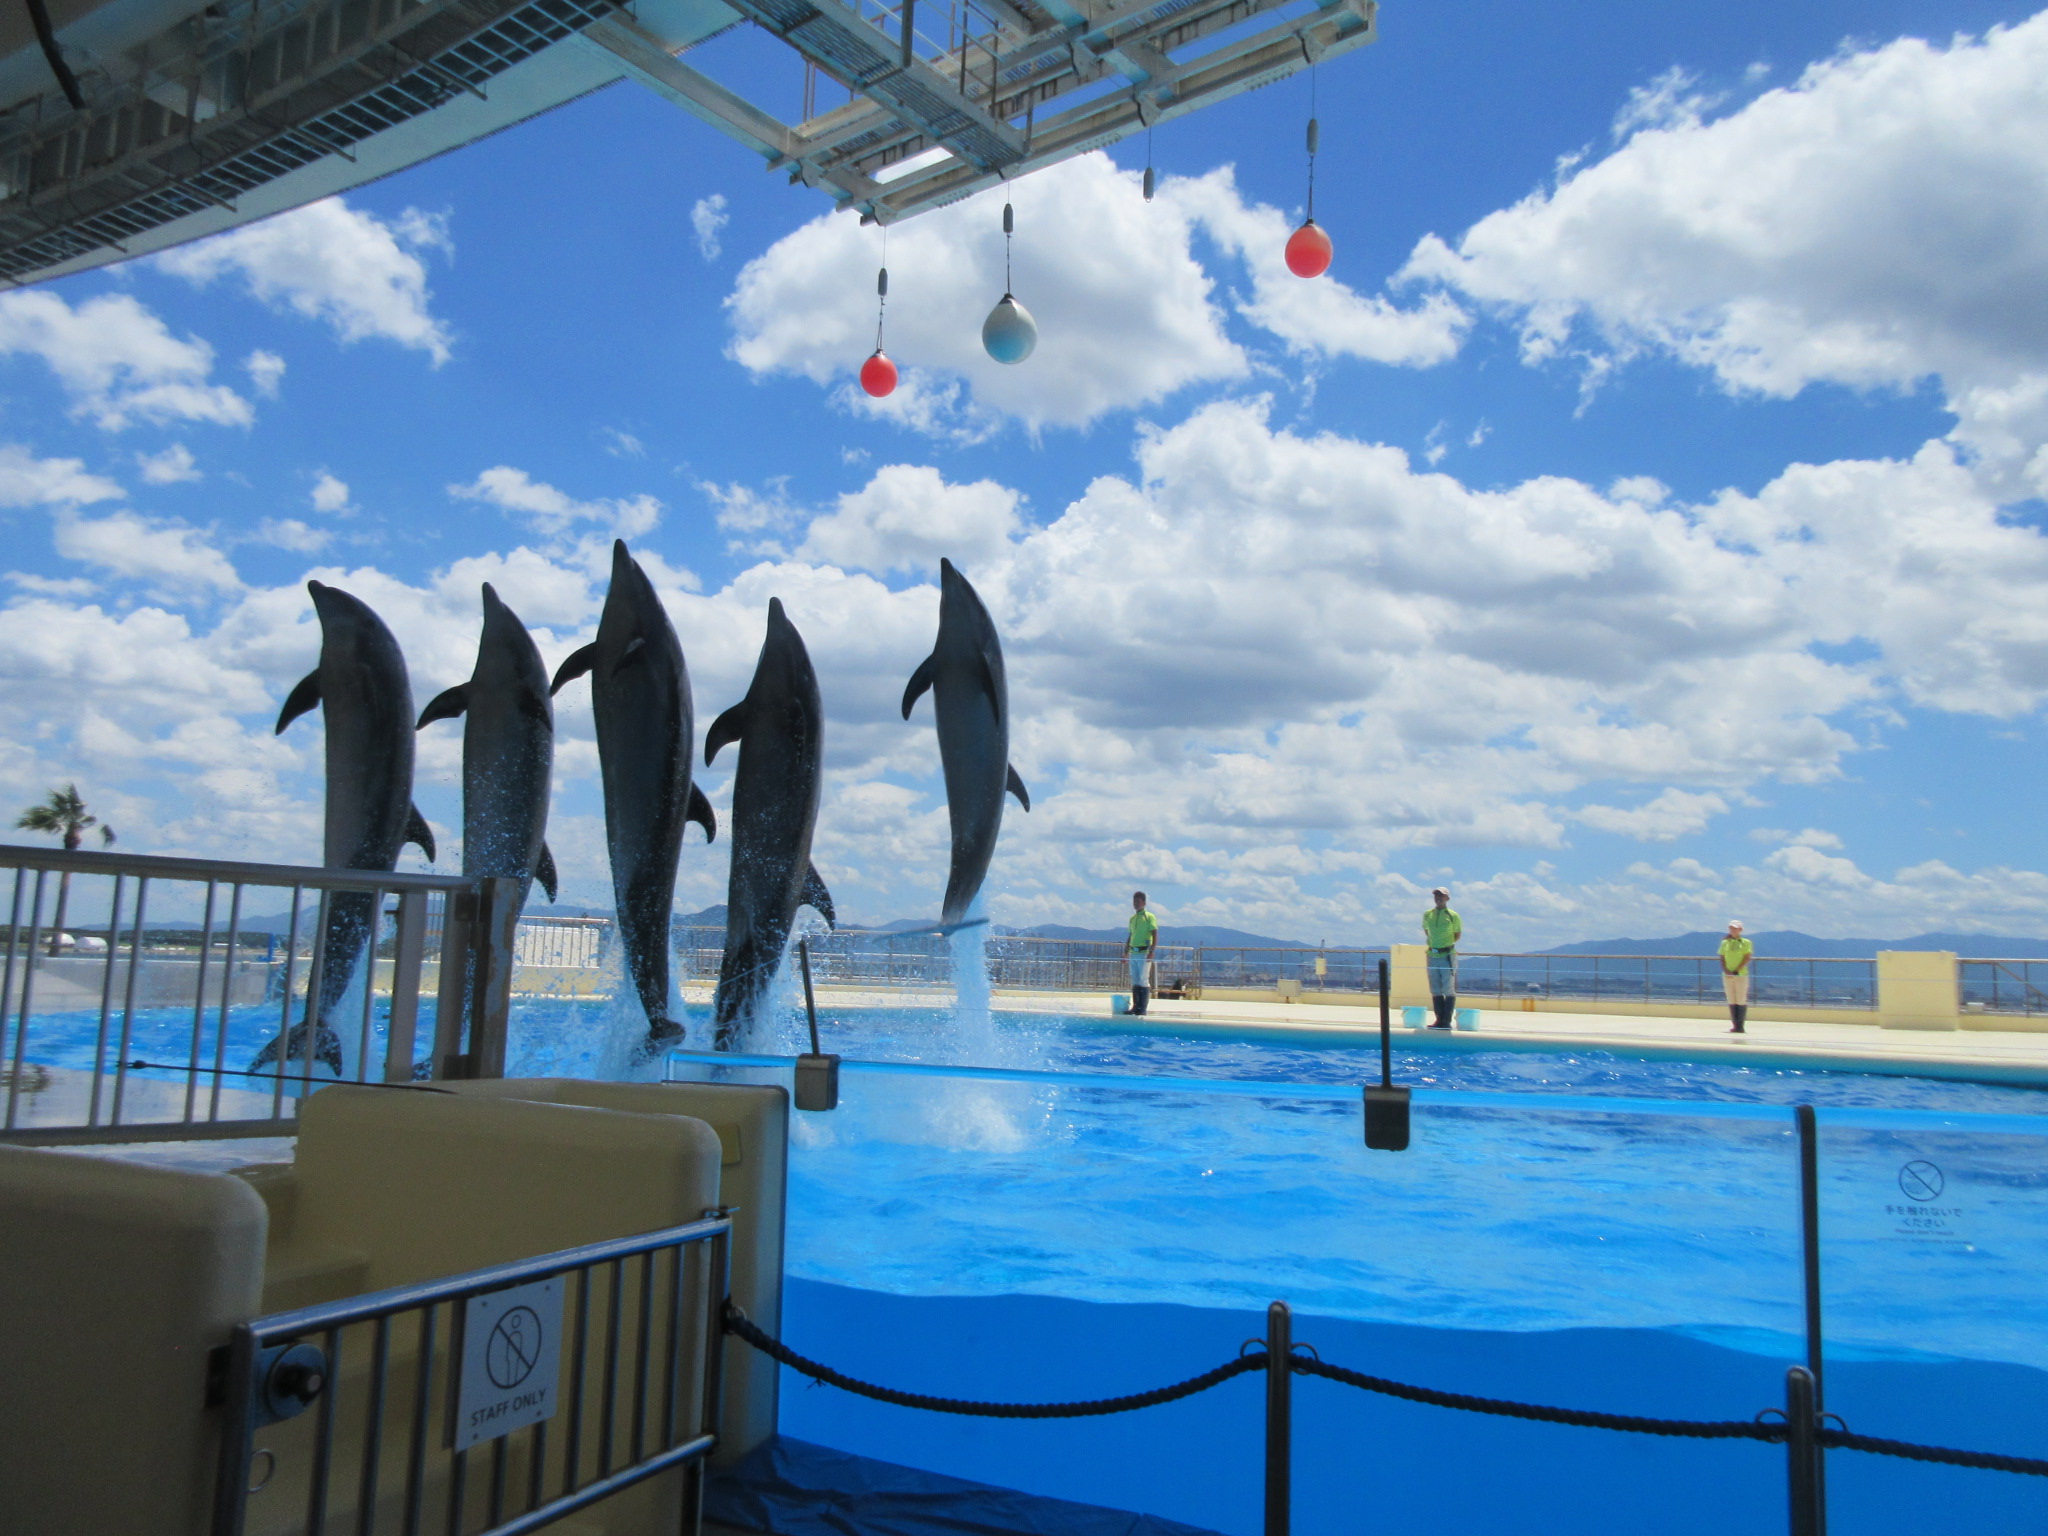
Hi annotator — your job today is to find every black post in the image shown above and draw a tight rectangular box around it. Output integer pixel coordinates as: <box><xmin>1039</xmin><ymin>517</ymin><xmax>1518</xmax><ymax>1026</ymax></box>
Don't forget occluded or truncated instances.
<box><xmin>1364</xmin><ymin>959</ymin><xmax>1410</xmax><ymax>1150</ymax></box>
<box><xmin>1379</xmin><ymin>957</ymin><xmax>1391</xmax><ymax>1088</ymax></box>
<box><xmin>794</xmin><ymin>939</ymin><xmax>840</xmax><ymax>1111</ymax></box>
<box><xmin>1795</xmin><ymin>1104</ymin><xmax>1827</xmax><ymax>1531</ymax></box>
<box><xmin>1265</xmin><ymin>1301</ymin><xmax>1291</xmax><ymax>1536</ymax></box>
<box><xmin>1785</xmin><ymin>1366</ymin><xmax>1822</xmax><ymax>1536</ymax></box>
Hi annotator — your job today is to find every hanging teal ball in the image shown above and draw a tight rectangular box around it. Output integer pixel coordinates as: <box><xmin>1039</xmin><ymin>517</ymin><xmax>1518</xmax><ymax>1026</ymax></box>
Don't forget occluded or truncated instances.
<box><xmin>982</xmin><ymin>293</ymin><xmax>1037</xmax><ymax>364</ymax></box>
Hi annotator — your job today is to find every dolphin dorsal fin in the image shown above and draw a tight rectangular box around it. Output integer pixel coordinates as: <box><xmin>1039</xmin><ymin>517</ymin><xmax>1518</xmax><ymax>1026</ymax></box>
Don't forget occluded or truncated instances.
<box><xmin>550</xmin><ymin>642</ymin><xmax>598</xmax><ymax>697</ymax></box>
<box><xmin>276</xmin><ymin>670</ymin><xmax>321</xmax><ymax>734</ymax></box>
<box><xmin>687</xmin><ymin>782</ymin><xmax>718</xmax><ymax>844</ymax></box>
<box><xmin>416</xmin><ymin>683</ymin><xmax>470</xmax><ymax>730</ymax></box>
<box><xmin>801</xmin><ymin>862</ymin><xmax>837</xmax><ymax>928</ymax></box>
<box><xmin>704</xmin><ymin>698</ymin><xmax>750</xmax><ymax>765</ymax></box>
<box><xmin>901</xmin><ymin>653</ymin><xmax>939</xmax><ymax>720</ymax></box>
<box><xmin>1006</xmin><ymin>765</ymin><xmax>1031</xmax><ymax>812</ymax></box>
<box><xmin>535</xmin><ymin>842</ymin><xmax>558</xmax><ymax>903</ymax></box>
<box><xmin>404</xmin><ymin>805</ymin><xmax>436</xmax><ymax>862</ymax></box>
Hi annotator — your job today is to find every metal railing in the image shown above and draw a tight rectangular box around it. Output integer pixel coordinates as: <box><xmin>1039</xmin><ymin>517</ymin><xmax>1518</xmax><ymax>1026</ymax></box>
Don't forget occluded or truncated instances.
<box><xmin>1189</xmin><ymin>947</ymin><xmax>1391</xmax><ymax>992</ymax></box>
<box><xmin>211</xmin><ymin>1213</ymin><xmax>733</xmax><ymax>1536</ymax></box>
<box><xmin>1446</xmin><ymin>953</ymin><xmax>1878</xmax><ymax>1011</ymax></box>
<box><xmin>1959</xmin><ymin>958</ymin><xmax>2048</xmax><ymax>1017</ymax></box>
<box><xmin>0</xmin><ymin>845</ymin><xmax>530</xmax><ymax>1145</ymax></box>
<box><xmin>514</xmin><ymin>916</ymin><xmax>608</xmax><ymax>972</ymax></box>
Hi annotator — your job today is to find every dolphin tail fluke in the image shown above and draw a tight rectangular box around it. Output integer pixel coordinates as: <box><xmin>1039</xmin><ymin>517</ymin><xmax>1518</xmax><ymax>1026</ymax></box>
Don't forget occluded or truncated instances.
<box><xmin>249</xmin><ymin>1022</ymin><xmax>343</xmax><ymax>1075</ymax></box>
<box><xmin>404</xmin><ymin>804</ymin><xmax>436</xmax><ymax>861</ymax></box>
<box><xmin>901</xmin><ymin>654</ymin><xmax>938</xmax><ymax>719</ymax></box>
<box><xmin>687</xmin><ymin>783</ymin><xmax>718</xmax><ymax>843</ymax></box>
<box><xmin>535</xmin><ymin>842</ymin><xmax>558</xmax><ymax>903</ymax></box>
<box><xmin>550</xmin><ymin>641</ymin><xmax>599</xmax><ymax>696</ymax></box>
<box><xmin>1006</xmin><ymin>764</ymin><xmax>1031</xmax><ymax>811</ymax></box>
<box><xmin>704</xmin><ymin>699</ymin><xmax>749</xmax><ymax>765</ymax></box>
<box><xmin>801</xmin><ymin>862</ymin><xmax>836</xmax><ymax>928</ymax></box>
<box><xmin>417</xmin><ymin>683</ymin><xmax>470</xmax><ymax>728</ymax></box>
<box><xmin>276</xmin><ymin>670</ymin><xmax>322</xmax><ymax>734</ymax></box>
<box><xmin>635</xmin><ymin>1017</ymin><xmax>686</xmax><ymax>1063</ymax></box>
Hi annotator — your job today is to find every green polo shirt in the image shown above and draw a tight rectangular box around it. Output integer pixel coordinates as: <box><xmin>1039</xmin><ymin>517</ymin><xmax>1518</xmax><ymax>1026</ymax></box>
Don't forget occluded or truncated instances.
<box><xmin>1128</xmin><ymin>910</ymin><xmax>1159</xmax><ymax>950</ymax></box>
<box><xmin>1719</xmin><ymin>936</ymin><xmax>1753</xmax><ymax>973</ymax></box>
<box><xmin>1422</xmin><ymin>907</ymin><xmax>1461</xmax><ymax>951</ymax></box>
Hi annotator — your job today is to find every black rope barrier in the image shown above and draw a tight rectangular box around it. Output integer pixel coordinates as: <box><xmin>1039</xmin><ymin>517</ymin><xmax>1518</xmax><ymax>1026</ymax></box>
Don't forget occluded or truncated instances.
<box><xmin>724</xmin><ymin>1305</ymin><xmax>1265</xmax><ymax>1418</ymax></box>
<box><xmin>1290</xmin><ymin>1356</ymin><xmax>1775</xmax><ymax>1442</ymax></box>
<box><xmin>1818</xmin><ymin>1428</ymin><xmax>2048</xmax><ymax>1478</ymax></box>
<box><xmin>724</xmin><ymin>1305</ymin><xmax>2048</xmax><ymax>1477</ymax></box>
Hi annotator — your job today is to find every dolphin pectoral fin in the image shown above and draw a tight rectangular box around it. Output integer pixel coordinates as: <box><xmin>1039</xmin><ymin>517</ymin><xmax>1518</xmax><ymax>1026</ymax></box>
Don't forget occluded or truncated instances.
<box><xmin>901</xmin><ymin>654</ymin><xmax>938</xmax><ymax>719</ymax></box>
<box><xmin>687</xmin><ymin>783</ymin><xmax>718</xmax><ymax>843</ymax></box>
<box><xmin>1006</xmin><ymin>764</ymin><xmax>1031</xmax><ymax>812</ymax></box>
<box><xmin>276</xmin><ymin>670</ymin><xmax>321</xmax><ymax>734</ymax></box>
<box><xmin>536</xmin><ymin>843</ymin><xmax>559</xmax><ymax>903</ymax></box>
<box><xmin>404</xmin><ymin>804</ymin><xmax>437</xmax><ymax>862</ymax></box>
<box><xmin>550</xmin><ymin>642</ymin><xmax>598</xmax><ymax>696</ymax></box>
<box><xmin>416</xmin><ymin>683</ymin><xmax>470</xmax><ymax>729</ymax></box>
<box><xmin>801</xmin><ymin>862</ymin><xmax>837</xmax><ymax>928</ymax></box>
<box><xmin>975</xmin><ymin>649</ymin><xmax>1002</xmax><ymax>712</ymax></box>
<box><xmin>704</xmin><ymin>699</ymin><xmax>750</xmax><ymax>765</ymax></box>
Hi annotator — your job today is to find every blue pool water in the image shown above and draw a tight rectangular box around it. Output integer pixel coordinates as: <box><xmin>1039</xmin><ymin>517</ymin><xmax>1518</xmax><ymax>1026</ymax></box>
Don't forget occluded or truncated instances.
<box><xmin>14</xmin><ymin>990</ymin><xmax>2048</xmax><ymax>1530</ymax></box>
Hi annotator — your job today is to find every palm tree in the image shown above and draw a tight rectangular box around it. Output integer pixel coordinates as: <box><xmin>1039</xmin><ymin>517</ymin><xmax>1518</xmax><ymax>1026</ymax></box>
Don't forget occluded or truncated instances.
<box><xmin>15</xmin><ymin>784</ymin><xmax>115</xmax><ymax>956</ymax></box>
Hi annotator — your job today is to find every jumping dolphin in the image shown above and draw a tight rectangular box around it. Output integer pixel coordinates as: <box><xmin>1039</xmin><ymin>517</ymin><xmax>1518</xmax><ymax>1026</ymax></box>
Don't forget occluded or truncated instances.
<box><xmin>253</xmin><ymin>582</ymin><xmax>434</xmax><ymax>1074</ymax></box>
<box><xmin>551</xmin><ymin>540</ymin><xmax>715</xmax><ymax>1058</ymax></box>
<box><xmin>901</xmin><ymin>558</ymin><xmax>1028</xmax><ymax>926</ymax></box>
<box><xmin>417</xmin><ymin>583</ymin><xmax>558</xmax><ymax>908</ymax></box>
<box><xmin>705</xmin><ymin>598</ymin><xmax>835</xmax><ymax>1046</ymax></box>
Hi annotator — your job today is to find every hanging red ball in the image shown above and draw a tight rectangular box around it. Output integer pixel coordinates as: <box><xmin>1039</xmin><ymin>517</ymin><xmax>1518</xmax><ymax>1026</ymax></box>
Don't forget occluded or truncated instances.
<box><xmin>860</xmin><ymin>350</ymin><xmax>898</xmax><ymax>398</ymax></box>
<box><xmin>1285</xmin><ymin>220</ymin><xmax>1333</xmax><ymax>279</ymax></box>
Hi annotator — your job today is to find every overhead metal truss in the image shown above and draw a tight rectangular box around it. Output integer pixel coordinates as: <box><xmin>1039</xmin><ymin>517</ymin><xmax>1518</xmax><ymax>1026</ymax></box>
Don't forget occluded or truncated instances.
<box><xmin>592</xmin><ymin>0</ymin><xmax>1375</xmax><ymax>222</ymax></box>
<box><xmin>0</xmin><ymin>0</ymin><xmax>625</xmax><ymax>282</ymax></box>
<box><xmin>0</xmin><ymin>0</ymin><xmax>1369</xmax><ymax>281</ymax></box>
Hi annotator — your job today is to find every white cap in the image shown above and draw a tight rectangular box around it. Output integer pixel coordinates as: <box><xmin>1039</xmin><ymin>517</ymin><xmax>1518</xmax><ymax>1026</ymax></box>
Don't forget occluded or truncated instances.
<box><xmin>1728</xmin><ymin>920</ymin><xmax>1745</xmax><ymax>930</ymax></box>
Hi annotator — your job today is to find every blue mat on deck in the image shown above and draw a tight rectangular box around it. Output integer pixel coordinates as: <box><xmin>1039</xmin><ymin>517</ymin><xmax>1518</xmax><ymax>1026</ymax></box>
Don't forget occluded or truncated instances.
<box><xmin>706</xmin><ymin>1435</ymin><xmax>1226</xmax><ymax>1536</ymax></box>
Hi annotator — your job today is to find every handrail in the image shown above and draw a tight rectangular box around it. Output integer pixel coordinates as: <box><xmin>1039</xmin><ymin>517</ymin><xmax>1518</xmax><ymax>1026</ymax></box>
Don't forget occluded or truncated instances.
<box><xmin>0</xmin><ymin>842</ymin><xmax>472</xmax><ymax>892</ymax></box>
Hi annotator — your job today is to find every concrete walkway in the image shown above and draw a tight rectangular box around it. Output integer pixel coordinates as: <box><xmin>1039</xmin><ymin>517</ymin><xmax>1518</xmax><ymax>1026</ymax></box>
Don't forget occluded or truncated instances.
<box><xmin>767</xmin><ymin>984</ymin><xmax>2048</xmax><ymax>1087</ymax></box>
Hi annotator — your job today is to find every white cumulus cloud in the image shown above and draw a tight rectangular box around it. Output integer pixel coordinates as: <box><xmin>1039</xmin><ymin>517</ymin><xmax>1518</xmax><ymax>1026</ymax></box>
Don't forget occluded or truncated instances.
<box><xmin>53</xmin><ymin>509</ymin><xmax>241</xmax><ymax>596</ymax></box>
<box><xmin>1401</xmin><ymin>14</ymin><xmax>2048</xmax><ymax>495</ymax></box>
<box><xmin>0</xmin><ymin>444</ymin><xmax>125</xmax><ymax>506</ymax></box>
<box><xmin>137</xmin><ymin>444</ymin><xmax>201</xmax><ymax>485</ymax></box>
<box><xmin>159</xmin><ymin>198</ymin><xmax>456</xmax><ymax>364</ymax></box>
<box><xmin>0</xmin><ymin>291</ymin><xmax>252</xmax><ymax>430</ymax></box>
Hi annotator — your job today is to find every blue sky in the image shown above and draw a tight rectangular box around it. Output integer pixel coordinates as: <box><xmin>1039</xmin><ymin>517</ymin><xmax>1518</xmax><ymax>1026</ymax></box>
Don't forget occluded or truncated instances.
<box><xmin>4</xmin><ymin>0</ymin><xmax>2048</xmax><ymax>946</ymax></box>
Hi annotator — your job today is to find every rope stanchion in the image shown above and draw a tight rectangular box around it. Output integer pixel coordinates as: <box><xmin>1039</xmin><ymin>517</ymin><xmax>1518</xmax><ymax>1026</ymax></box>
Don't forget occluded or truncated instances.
<box><xmin>722</xmin><ymin>1303</ymin><xmax>2048</xmax><ymax>1477</ymax></box>
<box><xmin>724</xmin><ymin>1304</ymin><xmax>1264</xmax><ymax>1419</ymax></box>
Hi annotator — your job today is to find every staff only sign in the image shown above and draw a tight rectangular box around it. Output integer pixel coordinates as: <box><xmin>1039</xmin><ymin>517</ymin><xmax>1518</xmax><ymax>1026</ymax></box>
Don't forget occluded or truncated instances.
<box><xmin>456</xmin><ymin>1277</ymin><xmax>565</xmax><ymax>1451</ymax></box>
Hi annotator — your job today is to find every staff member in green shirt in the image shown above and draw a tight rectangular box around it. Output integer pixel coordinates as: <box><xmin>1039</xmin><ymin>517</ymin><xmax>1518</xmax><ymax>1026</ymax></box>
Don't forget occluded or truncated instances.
<box><xmin>1720</xmin><ymin>920</ymin><xmax>1754</xmax><ymax>1033</ymax></box>
<box><xmin>1125</xmin><ymin>891</ymin><xmax>1160</xmax><ymax>1015</ymax></box>
<box><xmin>1422</xmin><ymin>887</ymin><xmax>1461</xmax><ymax>1029</ymax></box>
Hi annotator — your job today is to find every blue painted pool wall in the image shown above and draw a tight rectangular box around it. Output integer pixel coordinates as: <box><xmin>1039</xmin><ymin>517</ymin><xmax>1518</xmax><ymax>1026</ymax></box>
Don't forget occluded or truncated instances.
<box><xmin>779</xmin><ymin>1280</ymin><xmax>2048</xmax><ymax>1536</ymax></box>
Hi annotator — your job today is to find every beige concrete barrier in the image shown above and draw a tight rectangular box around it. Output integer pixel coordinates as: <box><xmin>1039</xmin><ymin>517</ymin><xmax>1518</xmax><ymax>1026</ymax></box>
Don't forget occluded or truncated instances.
<box><xmin>1878</xmin><ymin>950</ymin><xmax>1960</xmax><ymax>1031</ymax></box>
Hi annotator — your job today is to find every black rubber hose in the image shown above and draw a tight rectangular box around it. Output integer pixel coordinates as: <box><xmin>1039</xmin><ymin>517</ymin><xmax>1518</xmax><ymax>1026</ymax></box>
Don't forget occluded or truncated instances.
<box><xmin>25</xmin><ymin>0</ymin><xmax>86</xmax><ymax>110</ymax></box>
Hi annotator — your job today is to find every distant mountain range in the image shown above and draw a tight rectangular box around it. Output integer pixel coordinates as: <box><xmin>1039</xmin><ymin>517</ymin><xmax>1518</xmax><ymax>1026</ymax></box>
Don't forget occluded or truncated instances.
<box><xmin>1537</xmin><ymin>930</ymin><xmax>2048</xmax><ymax>959</ymax></box>
<box><xmin>188</xmin><ymin>904</ymin><xmax>2048</xmax><ymax>959</ymax></box>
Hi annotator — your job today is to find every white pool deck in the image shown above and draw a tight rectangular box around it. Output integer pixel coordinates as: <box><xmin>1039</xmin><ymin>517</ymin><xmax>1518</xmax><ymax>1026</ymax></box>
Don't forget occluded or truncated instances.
<box><xmin>736</xmin><ymin>985</ymin><xmax>2048</xmax><ymax>1088</ymax></box>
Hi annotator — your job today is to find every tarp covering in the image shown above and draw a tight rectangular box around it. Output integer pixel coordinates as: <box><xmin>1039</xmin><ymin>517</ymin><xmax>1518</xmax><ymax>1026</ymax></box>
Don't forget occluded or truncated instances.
<box><xmin>706</xmin><ymin>1435</ymin><xmax>1226</xmax><ymax>1536</ymax></box>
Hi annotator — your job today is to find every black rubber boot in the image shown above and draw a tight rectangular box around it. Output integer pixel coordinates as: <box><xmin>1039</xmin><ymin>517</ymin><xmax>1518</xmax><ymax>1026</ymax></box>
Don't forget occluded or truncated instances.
<box><xmin>1730</xmin><ymin>1004</ymin><xmax>1747</xmax><ymax>1034</ymax></box>
<box><xmin>1429</xmin><ymin>995</ymin><xmax>1451</xmax><ymax>1028</ymax></box>
<box><xmin>1133</xmin><ymin>986</ymin><xmax>1149</xmax><ymax>1016</ymax></box>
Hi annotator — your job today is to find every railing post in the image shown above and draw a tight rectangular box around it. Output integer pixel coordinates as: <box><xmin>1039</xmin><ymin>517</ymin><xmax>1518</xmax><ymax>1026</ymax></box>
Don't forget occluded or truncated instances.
<box><xmin>1785</xmin><ymin>1366</ymin><xmax>1822</xmax><ymax>1536</ymax></box>
<box><xmin>1265</xmin><ymin>1301</ymin><xmax>1290</xmax><ymax>1536</ymax></box>
<box><xmin>384</xmin><ymin>889</ymin><xmax>429</xmax><ymax>1082</ymax></box>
